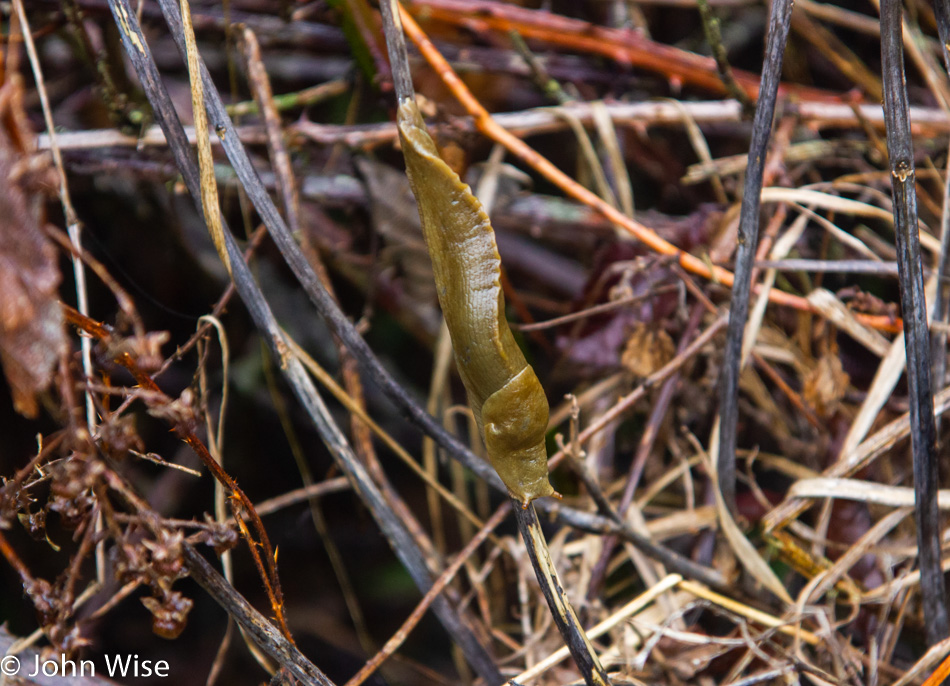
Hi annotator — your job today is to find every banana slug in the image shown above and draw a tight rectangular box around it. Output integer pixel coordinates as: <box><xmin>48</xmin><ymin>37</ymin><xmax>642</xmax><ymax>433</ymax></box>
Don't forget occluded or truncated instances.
<box><xmin>397</xmin><ymin>101</ymin><xmax>557</xmax><ymax>507</ymax></box>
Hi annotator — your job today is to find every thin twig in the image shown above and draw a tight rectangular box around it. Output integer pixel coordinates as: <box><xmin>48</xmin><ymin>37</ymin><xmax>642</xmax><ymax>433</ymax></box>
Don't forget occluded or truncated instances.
<box><xmin>378</xmin><ymin>2</ymin><xmax>609</xmax><ymax>683</ymax></box>
<box><xmin>880</xmin><ymin>0</ymin><xmax>949</xmax><ymax>644</ymax></box>
<box><xmin>345</xmin><ymin>504</ymin><xmax>510</xmax><ymax>686</ymax></box>
<box><xmin>107</xmin><ymin>0</ymin><xmax>501</xmax><ymax>678</ymax></box>
<box><xmin>931</xmin><ymin>0</ymin><xmax>950</xmax><ymax>405</ymax></box>
<box><xmin>715</xmin><ymin>0</ymin><xmax>792</xmax><ymax>516</ymax></box>
<box><xmin>403</xmin><ymin>0</ymin><xmax>832</xmax><ymax>101</ymax></box>
<box><xmin>13</xmin><ymin>0</ymin><xmax>104</xmax><ymax>586</ymax></box>
<box><xmin>184</xmin><ymin>546</ymin><xmax>335</xmax><ymax>686</ymax></box>
<box><xmin>696</xmin><ymin>0</ymin><xmax>753</xmax><ymax>112</ymax></box>
<box><xmin>512</xmin><ymin>503</ymin><xmax>611</xmax><ymax>686</ymax></box>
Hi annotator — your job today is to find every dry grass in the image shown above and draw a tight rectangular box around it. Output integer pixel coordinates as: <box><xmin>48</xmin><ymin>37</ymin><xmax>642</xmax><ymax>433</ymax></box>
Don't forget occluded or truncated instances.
<box><xmin>2</xmin><ymin>1</ymin><xmax>950</xmax><ymax>685</ymax></box>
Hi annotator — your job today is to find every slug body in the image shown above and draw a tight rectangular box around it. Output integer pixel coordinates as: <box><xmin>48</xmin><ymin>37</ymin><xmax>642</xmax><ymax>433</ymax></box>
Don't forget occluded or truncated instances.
<box><xmin>397</xmin><ymin>101</ymin><xmax>555</xmax><ymax>507</ymax></box>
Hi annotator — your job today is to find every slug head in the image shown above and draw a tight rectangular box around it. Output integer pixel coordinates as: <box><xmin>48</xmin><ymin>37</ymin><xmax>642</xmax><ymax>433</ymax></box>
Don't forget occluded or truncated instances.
<box><xmin>481</xmin><ymin>367</ymin><xmax>557</xmax><ymax>507</ymax></box>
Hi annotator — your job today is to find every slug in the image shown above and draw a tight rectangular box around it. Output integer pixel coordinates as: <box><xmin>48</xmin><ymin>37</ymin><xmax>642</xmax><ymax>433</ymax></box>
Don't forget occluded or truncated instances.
<box><xmin>397</xmin><ymin>100</ymin><xmax>556</xmax><ymax>507</ymax></box>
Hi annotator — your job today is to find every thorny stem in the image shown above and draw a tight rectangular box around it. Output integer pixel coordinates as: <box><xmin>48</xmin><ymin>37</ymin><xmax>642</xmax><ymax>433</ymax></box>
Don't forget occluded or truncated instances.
<box><xmin>183</xmin><ymin>546</ymin><xmax>335</xmax><ymax>686</ymax></box>
<box><xmin>144</xmin><ymin>378</ymin><xmax>286</xmax><ymax>644</ymax></box>
<box><xmin>119</xmin><ymin>357</ymin><xmax>293</xmax><ymax>641</ymax></box>
<box><xmin>0</xmin><ymin>529</ymin><xmax>34</xmax><ymax>586</ymax></box>
<box><xmin>61</xmin><ymin>306</ymin><xmax>294</xmax><ymax>645</ymax></box>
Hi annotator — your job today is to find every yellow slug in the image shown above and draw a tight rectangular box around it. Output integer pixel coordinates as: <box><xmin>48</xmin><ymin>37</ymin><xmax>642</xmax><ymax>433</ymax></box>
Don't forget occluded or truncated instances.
<box><xmin>397</xmin><ymin>100</ymin><xmax>556</xmax><ymax>507</ymax></box>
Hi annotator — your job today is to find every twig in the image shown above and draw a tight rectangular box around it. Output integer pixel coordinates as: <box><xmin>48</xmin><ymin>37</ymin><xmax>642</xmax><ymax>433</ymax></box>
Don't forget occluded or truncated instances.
<box><xmin>106</xmin><ymin>0</ymin><xmax>501</xmax><ymax>679</ymax></box>
<box><xmin>226</xmin><ymin>79</ymin><xmax>348</xmax><ymax>118</ymax></box>
<box><xmin>755</xmin><ymin>259</ymin><xmax>900</xmax><ymax>275</ymax></box>
<box><xmin>377</xmin><ymin>2</ymin><xmax>609</xmax><ymax>683</ymax></box>
<box><xmin>12</xmin><ymin>2</ymin><xmax>101</xmax><ymax>589</ymax></box>
<box><xmin>183</xmin><ymin>546</ymin><xmax>335</xmax><ymax>686</ymax></box>
<box><xmin>508</xmin><ymin>29</ymin><xmax>573</xmax><ymax>104</ymax></box>
<box><xmin>789</xmin><ymin>10</ymin><xmax>883</xmax><ymax>100</ymax></box>
<box><xmin>513</xmin><ymin>286</ymin><xmax>678</xmax><ymax>332</ymax></box>
<box><xmin>512</xmin><ymin>503</ymin><xmax>611</xmax><ymax>686</ymax></box>
<box><xmin>931</xmin><ymin>0</ymin><xmax>950</xmax><ymax>404</ymax></box>
<box><xmin>331</xmin><ymin>0</ymin><xmax>393</xmax><ymax>90</ymax></box>
<box><xmin>39</xmin><ymin>98</ymin><xmax>950</xmax><ymax>157</ymax></box>
<box><xmin>404</xmin><ymin>0</ymin><xmax>834</xmax><ymax>102</ymax></box>
<box><xmin>923</xmin><ymin>649</ymin><xmax>950</xmax><ymax>686</ymax></box>
<box><xmin>880</xmin><ymin>0</ymin><xmax>949</xmax><ymax>644</ymax></box>
<box><xmin>393</xmin><ymin>5</ymin><xmax>904</xmax><ymax>337</ymax></box>
<box><xmin>696</xmin><ymin>0</ymin><xmax>753</xmax><ymax>112</ymax></box>
<box><xmin>345</xmin><ymin>504</ymin><xmax>510</xmax><ymax>686</ymax></box>
<box><xmin>797</xmin><ymin>0</ymin><xmax>885</xmax><ymax>36</ymax></box>
<box><xmin>242</xmin><ymin>478</ymin><xmax>351</xmax><ymax>520</ymax></box>
<box><xmin>715</xmin><ymin>0</ymin><xmax>792</xmax><ymax>516</ymax></box>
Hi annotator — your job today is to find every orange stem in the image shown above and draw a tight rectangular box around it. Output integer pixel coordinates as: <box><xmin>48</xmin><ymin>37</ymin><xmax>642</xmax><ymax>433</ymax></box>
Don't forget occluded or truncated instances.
<box><xmin>923</xmin><ymin>651</ymin><xmax>950</xmax><ymax>686</ymax></box>
<box><xmin>396</xmin><ymin>5</ymin><xmax>900</xmax><ymax>334</ymax></box>
<box><xmin>406</xmin><ymin>0</ymin><xmax>838</xmax><ymax>103</ymax></box>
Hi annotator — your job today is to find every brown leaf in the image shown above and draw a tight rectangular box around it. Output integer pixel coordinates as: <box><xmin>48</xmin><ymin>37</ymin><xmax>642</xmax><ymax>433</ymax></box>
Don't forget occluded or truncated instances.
<box><xmin>621</xmin><ymin>324</ymin><xmax>674</xmax><ymax>377</ymax></box>
<box><xmin>0</xmin><ymin>80</ymin><xmax>66</xmax><ymax>417</ymax></box>
<box><xmin>356</xmin><ymin>156</ymin><xmax>440</xmax><ymax>315</ymax></box>
<box><xmin>802</xmin><ymin>352</ymin><xmax>850</xmax><ymax>417</ymax></box>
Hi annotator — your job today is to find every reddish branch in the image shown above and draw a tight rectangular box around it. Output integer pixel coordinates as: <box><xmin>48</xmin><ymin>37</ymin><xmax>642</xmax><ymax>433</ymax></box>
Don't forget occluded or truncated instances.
<box><xmin>62</xmin><ymin>305</ymin><xmax>295</xmax><ymax>646</ymax></box>
<box><xmin>395</xmin><ymin>5</ymin><xmax>901</xmax><ymax>334</ymax></box>
<box><xmin>405</xmin><ymin>0</ymin><xmax>842</xmax><ymax>102</ymax></box>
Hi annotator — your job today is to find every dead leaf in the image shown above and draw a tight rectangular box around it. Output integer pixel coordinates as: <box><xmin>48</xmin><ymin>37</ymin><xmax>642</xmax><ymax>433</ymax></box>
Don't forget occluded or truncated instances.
<box><xmin>802</xmin><ymin>351</ymin><xmax>850</xmax><ymax>417</ymax></box>
<box><xmin>0</xmin><ymin>78</ymin><xmax>66</xmax><ymax>418</ymax></box>
<box><xmin>356</xmin><ymin>156</ymin><xmax>439</xmax><ymax>312</ymax></box>
<box><xmin>622</xmin><ymin>324</ymin><xmax>674</xmax><ymax>377</ymax></box>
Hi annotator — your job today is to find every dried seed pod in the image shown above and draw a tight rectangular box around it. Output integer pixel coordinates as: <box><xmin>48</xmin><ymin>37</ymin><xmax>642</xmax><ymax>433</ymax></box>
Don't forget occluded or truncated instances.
<box><xmin>141</xmin><ymin>589</ymin><xmax>192</xmax><ymax>640</ymax></box>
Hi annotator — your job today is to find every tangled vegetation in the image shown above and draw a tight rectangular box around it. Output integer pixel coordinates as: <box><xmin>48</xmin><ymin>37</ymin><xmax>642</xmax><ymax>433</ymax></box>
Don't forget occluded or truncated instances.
<box><xmin>3</xmin><ymin>1</ymin><xmax>950</xmax><ymax>685</ymax></box>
